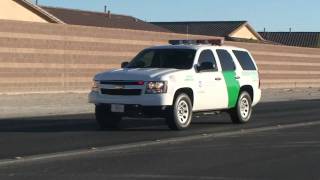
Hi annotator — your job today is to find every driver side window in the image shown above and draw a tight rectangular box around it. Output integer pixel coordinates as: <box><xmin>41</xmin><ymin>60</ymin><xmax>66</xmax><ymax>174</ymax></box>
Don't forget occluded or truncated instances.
<box><xmin>197</xmin><ymin>50</ymin><xmax>218</xmax><ymax>72</ymax></box>
<box><xmin>131</xmin><ymin>50</ymin><xmax>155</xmax><ymax>68</ymax></box>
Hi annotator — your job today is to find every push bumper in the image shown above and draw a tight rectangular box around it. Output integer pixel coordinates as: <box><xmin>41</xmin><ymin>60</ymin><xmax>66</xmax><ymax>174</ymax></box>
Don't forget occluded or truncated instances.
<box><xmin>88</xmin><ymin>91</ymin><xmax>173</xmax><ymax>106</ymax></box>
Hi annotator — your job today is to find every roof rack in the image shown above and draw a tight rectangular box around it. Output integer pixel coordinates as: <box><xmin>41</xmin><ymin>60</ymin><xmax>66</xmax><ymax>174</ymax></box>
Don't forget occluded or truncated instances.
<box><xmin>168</xmin><ymin>39</ymin><xmax>224</xmax><ymax>46</ymax></box>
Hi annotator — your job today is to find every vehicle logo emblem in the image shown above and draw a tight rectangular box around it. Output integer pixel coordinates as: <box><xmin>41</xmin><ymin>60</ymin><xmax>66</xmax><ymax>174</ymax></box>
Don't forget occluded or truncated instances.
<box><xmin>114</xmin><ymin>85</ymin><xmax>125</xmax><ymax>89</ymax></box>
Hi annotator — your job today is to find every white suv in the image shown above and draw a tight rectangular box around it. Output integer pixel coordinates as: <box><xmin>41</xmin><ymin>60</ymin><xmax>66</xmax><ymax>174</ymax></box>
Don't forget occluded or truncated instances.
<box><xmin>89</xmin><ymin>39</ymin><xmax>261</xmax><ymax>130</ymax></box>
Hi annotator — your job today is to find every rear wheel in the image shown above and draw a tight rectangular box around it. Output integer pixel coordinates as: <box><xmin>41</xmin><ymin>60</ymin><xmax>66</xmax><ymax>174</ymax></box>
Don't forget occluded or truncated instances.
<box><xmin>229</xmin><ymin>91</ymin><xmax>252</xmax><ymax>124</ymax></box>
<box><xmin>95</xmin><ymin>105</ymin><xmax>122</xmax><ymax>130</ymax></box>
<box><xmin>166</xmin><ymin>93</ymin><xmax>193</xmax><ymax>130</ymax></box>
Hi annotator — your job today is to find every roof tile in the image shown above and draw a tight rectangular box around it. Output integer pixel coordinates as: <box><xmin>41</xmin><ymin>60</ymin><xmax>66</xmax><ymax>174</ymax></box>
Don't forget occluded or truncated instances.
<box><xmin>259</xmin><ymin>32</ymin><xmax>320</xmax><ymax>48</ymax></box>
<box><xmin>151</xmin><ymin>21</ymin><xmax>247</xmax><ymax>37</ymax></box>
<box><xmin>41</xmin><ymin>6</ymin><xmax>170</xmax><ymax>32</ymax></box>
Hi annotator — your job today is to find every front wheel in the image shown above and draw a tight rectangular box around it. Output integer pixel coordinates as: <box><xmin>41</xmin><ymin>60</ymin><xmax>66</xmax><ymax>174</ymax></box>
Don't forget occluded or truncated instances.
<box><xmin>166</xmin><ymin>93</ymin><xmax>193</xmax><ymax>130</ymax></box>
<box><xmin>229</xmin><ymin>91</ymin><xmax>252</xmax><ymax>124</ymax></box>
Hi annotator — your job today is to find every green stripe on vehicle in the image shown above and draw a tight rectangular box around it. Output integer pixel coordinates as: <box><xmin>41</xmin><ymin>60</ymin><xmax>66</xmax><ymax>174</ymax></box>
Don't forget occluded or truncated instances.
<box><xmin>222</xmin><ymin>71</ymin><xmax>240</xmax><ymax>108</ymax></box>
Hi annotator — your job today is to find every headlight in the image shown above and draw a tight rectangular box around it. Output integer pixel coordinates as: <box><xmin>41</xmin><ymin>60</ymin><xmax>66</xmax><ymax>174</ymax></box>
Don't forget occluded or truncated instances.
<box><xmin>145</xmin><ymin>81</ymin><xmax>167</xmax><ymax>94</ymax></box>
<box><xmin>92</xmin><ymin>80</ymin><xmax>100</xmax><ymax>92</ymax></box>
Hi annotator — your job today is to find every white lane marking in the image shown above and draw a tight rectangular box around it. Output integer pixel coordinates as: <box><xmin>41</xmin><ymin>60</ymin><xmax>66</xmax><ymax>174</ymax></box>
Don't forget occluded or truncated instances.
<box><xmin>0</xmin><ymin>120</ymin><xmax>320</xmax><ymax>166</ymax></box>
<box><xmin>106</xmin><ymin>174</ymin><xmax>240</xmax><ymax>180</ymax></box>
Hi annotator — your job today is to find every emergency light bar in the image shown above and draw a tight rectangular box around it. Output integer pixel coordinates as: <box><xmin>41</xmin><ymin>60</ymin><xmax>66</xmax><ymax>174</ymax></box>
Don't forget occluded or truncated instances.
<box><xmin>169</xmin><ymin>39</ymin><xmax>224</xmax><ymax>46</ymax></box>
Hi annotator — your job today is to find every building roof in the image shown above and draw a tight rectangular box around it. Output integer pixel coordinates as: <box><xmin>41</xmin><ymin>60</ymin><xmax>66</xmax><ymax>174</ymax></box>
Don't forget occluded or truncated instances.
<box><xmin>151</xmin><ymin>21</ymin><xmax>264</xmax><ymax>40</ymax></box>
<box><xmin>12</xmin><ymin>0</ymin><xmax>64</xmax><ymax>23</ymax></box>
<box><xmin>41</xmin><ymin>6</ymin><xmax>170</xmax><ymax>32</ymax></box>
<box><xmin>259</xmin><ymin>32</ymin><xmax>320</xmax><ymax>48</ymax></box>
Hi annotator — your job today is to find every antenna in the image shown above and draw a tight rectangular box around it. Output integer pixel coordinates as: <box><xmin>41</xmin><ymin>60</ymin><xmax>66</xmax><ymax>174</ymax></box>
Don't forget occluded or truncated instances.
<box><xmin>186</xmin><ymin>24</ymin><xmax>189</xmax><ymax>40</ymax></box>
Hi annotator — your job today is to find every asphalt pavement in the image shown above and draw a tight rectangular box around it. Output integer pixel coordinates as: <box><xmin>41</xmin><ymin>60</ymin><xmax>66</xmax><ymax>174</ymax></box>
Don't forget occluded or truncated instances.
<box><xmin>1</xmin><ymin>88</ymin><xmax>320</xmax><ymax>119</ymax></box>
<box><xmin>0</xmin><ymin>99</ymin><xmax>319</xmax><ymax>179</ymax></box>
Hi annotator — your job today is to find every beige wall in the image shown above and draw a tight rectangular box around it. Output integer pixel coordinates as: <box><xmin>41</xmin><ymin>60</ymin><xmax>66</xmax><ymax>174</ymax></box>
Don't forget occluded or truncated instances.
<box><xmin>0</xmin><ymin>0</ymin><xmax>48</xmax><ymax>23</ymax></box>
<box><xmin>0</xmin><ymin>20</ymin><xmax>319</xmax><ymax>94</ymax></box>
<box><xmin>230</xmin><ymin>25</ymin><xmax>258</xmax><ymax>40</ymax></box>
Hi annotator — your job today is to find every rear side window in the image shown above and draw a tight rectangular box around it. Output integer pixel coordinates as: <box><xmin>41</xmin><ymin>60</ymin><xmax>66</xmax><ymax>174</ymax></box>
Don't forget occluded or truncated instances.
<box><xmin>216</xmin><ymin>49</ymin><xmax>236</xmax><ymax>71</ymax></box>
<box><xmin>233</xmin><ymin>50</ymin><xmax>257</xmax><ymax>70</ymax></box>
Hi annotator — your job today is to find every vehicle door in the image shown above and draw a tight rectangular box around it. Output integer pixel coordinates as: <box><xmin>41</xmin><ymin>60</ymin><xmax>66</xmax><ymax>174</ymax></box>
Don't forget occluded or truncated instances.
<box><xmin>195</xmin><ymin>49</ymin><xmax>228</xmax><ymax>110</ymax></box>
<box><xmin>216</xmin><ymin>49</ymin><xmax>240</xmax><ymax>109</ymax></box>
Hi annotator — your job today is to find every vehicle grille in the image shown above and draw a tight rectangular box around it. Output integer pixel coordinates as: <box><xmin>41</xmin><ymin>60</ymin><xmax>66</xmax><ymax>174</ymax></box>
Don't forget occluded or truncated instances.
<box><xmin>101</xmin><ymin>89</ymin><xmax>142</xmax><ymax>96</ymax></box>
<box><xmin>100</xmin><ymin>81</ymin><xmax>143</xmax><ymax>85</ymax></box>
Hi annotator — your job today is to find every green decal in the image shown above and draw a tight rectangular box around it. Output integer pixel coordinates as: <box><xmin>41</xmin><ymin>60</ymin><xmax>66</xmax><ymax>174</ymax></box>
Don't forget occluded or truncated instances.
<box><xmin>185</xmin><ymin>75</ymin><xmax>194</xmax><ymax>82</ymax></box>
<box><xmin>222</xmin><ymin>71</ymin><xmax>240</xmax><ymax>108</ymax></box>
<box><xmin>242</xmin><ymin>71</ymin><xmax>258</xmax><ymax>77</ymax></box>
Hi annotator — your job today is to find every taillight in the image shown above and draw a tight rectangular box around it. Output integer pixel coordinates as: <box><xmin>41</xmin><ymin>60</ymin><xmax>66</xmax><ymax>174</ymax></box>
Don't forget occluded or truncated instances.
<box><xmin>258</xmin><ymin>71</ymin><xmax>261</xmax><ymax>89</ymax></box>
<box><xmin>259</xmin><ymin>79</ymin><xmax>261</xmax><ymax>89</ymax></box>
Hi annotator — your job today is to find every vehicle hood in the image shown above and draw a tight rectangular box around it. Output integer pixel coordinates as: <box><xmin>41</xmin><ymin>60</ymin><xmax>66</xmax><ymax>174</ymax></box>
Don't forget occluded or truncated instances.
<box><xmin>94</xmin><ymin>68</ymin><xmax>182</xmax><ymax>81</ymax></box>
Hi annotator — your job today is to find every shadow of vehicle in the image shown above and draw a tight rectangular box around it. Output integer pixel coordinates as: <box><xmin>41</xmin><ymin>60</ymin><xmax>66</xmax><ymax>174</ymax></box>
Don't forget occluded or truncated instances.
<box><xmin>0</xmin><ymin>112</ymin><xmax>234</xmax><ymax>133</ymax></box>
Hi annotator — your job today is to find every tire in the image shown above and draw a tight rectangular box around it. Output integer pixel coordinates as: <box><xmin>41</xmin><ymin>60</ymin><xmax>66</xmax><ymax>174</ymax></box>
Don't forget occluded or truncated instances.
<box><xmin>95</xmin><ymin>105</ymin><xmax>122</xmax><ymax>130</ymax></box>
<box><xmin>229</xmin><ymin>91</ymin><xmax>252</xmax><ymax>124</ymax></box>
<box><xmin>166</xmin><ymin>93</ymin><xmax>193</xmax><ymax>130</ymax></box>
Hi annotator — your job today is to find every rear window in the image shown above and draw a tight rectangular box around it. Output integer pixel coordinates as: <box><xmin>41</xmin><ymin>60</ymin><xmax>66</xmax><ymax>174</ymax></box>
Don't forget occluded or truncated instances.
<box><xmin>233</xmin><ymin>50</ymin><xmax>257</xmax><ymax>70</ymax></box>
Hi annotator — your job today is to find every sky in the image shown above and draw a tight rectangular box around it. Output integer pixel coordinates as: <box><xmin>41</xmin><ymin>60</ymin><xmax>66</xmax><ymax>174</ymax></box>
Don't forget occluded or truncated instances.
<box><xmin>33</xmin><ymin>0</ymin><xmax>320</xmax><ymax>32</ymax></box>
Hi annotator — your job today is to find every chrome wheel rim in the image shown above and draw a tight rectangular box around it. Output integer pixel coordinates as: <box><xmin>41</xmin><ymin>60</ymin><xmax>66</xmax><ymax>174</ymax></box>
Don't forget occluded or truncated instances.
<box><xmin>240</xmin><ymin>97</ymin><xmax>250</xmax><ymax>119</ymax></box>
<box><xmin>177</xmin><ymin>100</ymin><xmax>189</xmax><ymax>124</ymax></box>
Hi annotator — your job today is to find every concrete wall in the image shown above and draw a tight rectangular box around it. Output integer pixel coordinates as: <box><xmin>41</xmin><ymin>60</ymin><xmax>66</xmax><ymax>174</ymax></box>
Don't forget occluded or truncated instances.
<box><xmin>0</xmin><ymin>20</ymin><xmax>319</xmax><ymax>94</ymax></box>
<box><xmin>227</xmin><ymin>41</ymin><xmax>320</xmax><ymax>88</ymax></box>
<box><xmin>0</xmin><ymin>0</ymin><xmax>48</xmax><ymax>23</ymax></box>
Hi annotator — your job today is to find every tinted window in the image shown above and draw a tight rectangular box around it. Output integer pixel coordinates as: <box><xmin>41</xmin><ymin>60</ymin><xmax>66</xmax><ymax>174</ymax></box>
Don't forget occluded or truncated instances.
<box><xmin>216</xmin><ymin>49</ymin><xmax>236</xmax><ymax>71</ymax></box>
<box><xmin>233</xmin><ymin>50</ymin><xmax>256</xmax><ymax>70</ymax></box>
<box><xmin>127</xmin><ymin>49</ymin><xmax>196</xmax><ymax>70</ymax></box>
<box><xmin>198</xmin><ymin>50</ymin><xmax>217</xmax><ymax>69</ymax></box>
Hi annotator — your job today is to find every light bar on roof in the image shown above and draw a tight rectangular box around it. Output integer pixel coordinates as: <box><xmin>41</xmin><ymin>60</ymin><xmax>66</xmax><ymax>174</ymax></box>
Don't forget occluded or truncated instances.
<box><xmin>169</xmin><ymin>39</ymin><xmax>224</xmax><ymax>46</ymax></box>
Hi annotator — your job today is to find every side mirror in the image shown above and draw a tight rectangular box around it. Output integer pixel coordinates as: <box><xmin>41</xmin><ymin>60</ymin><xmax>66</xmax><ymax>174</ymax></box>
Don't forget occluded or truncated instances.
<box><xmin>196</xmin><ymin>62</ymin><xmax>215</xmax><ymax>72</ymax></box>
<box><xmin>121</xmin><ymin>61</ymin><xmax>129</xmax><ymax>68</ymax></box>
<box><xmin>212</xmin><ymin>63</ymin><xmax>217</xmax><ymax>70</ymax></box>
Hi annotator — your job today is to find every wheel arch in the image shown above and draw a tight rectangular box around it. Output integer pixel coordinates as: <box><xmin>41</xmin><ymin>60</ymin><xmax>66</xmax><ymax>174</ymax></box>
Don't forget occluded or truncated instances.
<box><xmin>173</xmin><ymin>88</ymin><xmax>194</xmax><ymax>106</ymax></box>
<box><xmin>240</xmin><ymin>85</ymin><xmax>254</xmax><ymax>101</ymax></box>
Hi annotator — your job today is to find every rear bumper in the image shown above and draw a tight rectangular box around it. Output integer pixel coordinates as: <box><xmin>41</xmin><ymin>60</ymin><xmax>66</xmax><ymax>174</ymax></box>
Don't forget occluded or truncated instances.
<box><xmin>253</xmin><ymin>89</ymin><xmax>262</xmax><ymax>106</ymax></box>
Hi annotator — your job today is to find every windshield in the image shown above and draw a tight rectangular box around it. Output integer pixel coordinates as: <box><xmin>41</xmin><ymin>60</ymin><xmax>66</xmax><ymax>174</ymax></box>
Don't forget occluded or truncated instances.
<box><xmin>126</xmin><ymin>49</ymin><xmax>196</xmax><ymax>69</ymax></box>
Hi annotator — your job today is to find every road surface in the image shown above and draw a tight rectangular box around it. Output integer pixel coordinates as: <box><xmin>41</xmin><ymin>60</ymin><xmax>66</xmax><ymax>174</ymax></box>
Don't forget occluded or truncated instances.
<box><xmin>0</xmin><ymin>99</ymin><xmax>319</xmax><ymax>180</ymax></box>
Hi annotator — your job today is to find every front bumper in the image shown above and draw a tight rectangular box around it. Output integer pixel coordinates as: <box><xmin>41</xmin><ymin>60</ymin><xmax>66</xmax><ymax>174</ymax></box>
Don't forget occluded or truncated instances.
<box><xmin>88</xmin><ymin>91</ymin><xmax>173</xmax><ymax>106</ymax></box>
<box><xmin>96</xmin><ymin>104</ymin><xmax>170</xmax><ymax>118</ymax></box>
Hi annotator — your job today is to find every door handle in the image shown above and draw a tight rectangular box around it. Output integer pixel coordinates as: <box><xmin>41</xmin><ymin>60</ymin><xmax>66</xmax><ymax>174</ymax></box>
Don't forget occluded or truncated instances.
<box><xmin>215</xmin><ymin>77</ymin><xmax>222</xmax><ymax>81</ymax></box>
<box><xmin>235</xmin><ymin>76</ymin><xmax>240</xmax><ymax>80</ymax></box>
